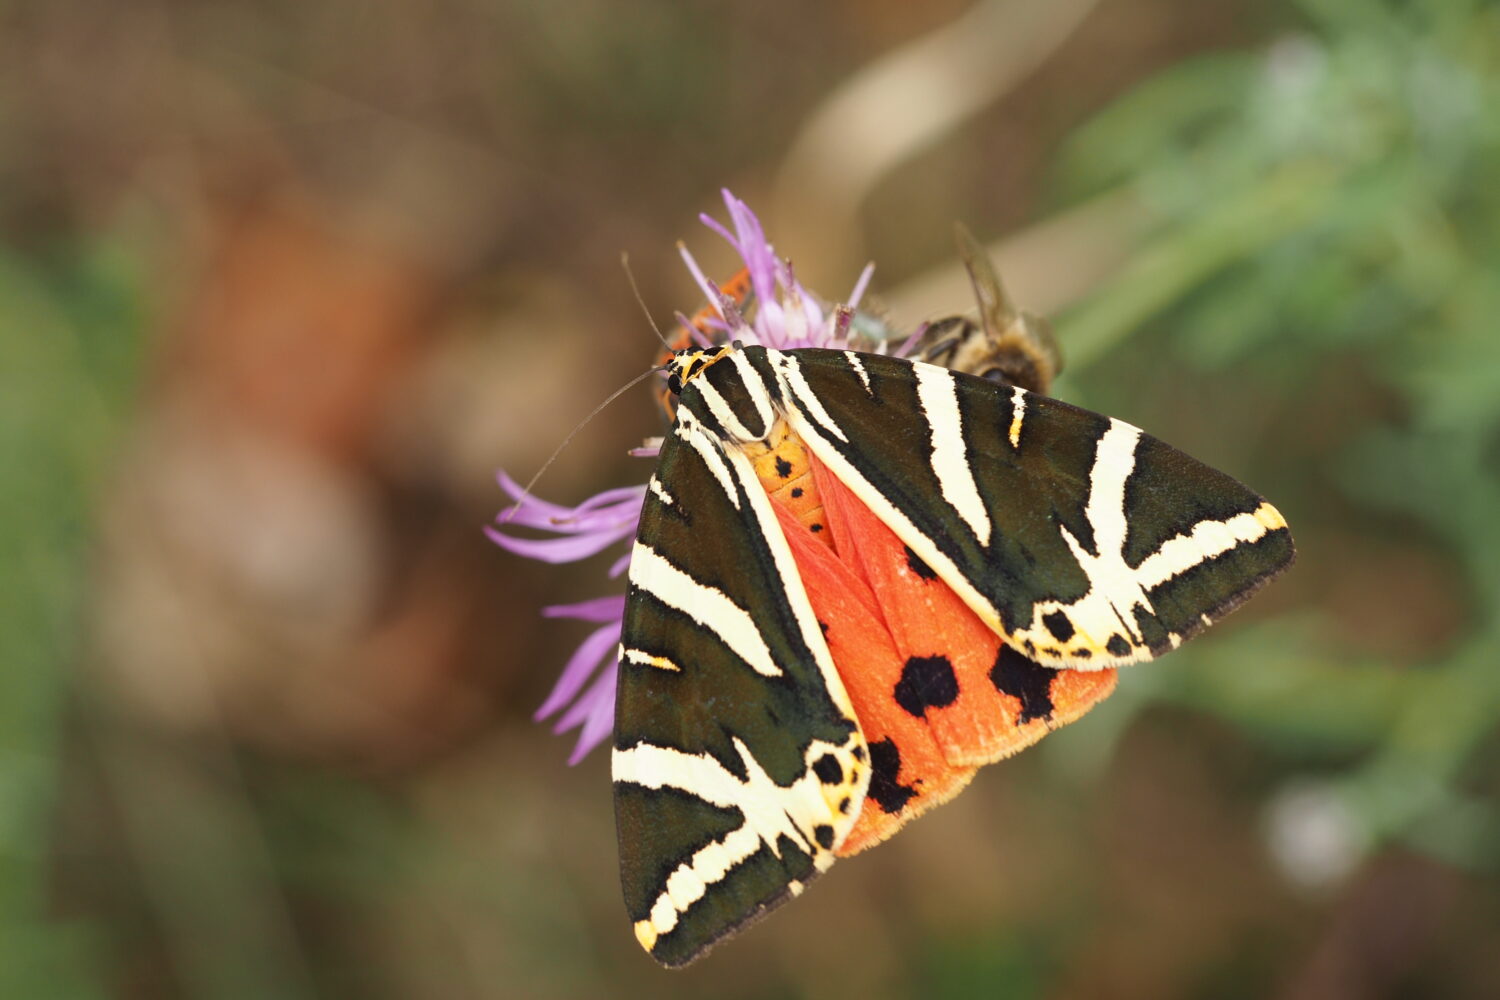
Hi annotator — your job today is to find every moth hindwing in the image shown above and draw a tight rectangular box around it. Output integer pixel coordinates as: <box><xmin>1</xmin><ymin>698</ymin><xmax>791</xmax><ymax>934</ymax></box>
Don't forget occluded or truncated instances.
<box><xmin>615</xmin><ymin>343</ymin><xmax>1293</xmax><ymax>965</ymax></box>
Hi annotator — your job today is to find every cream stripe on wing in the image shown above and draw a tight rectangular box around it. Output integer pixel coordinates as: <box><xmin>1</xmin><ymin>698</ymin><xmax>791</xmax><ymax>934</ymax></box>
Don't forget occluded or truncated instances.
<box><xmin>1135</xmin><ymin>502</ymin><xmax>1287</xmax><ymax>589</ymax></box>
<box><xmin>676</xmin><ymin>416</ymin><xmax>740</xmax><ymax>510</ymax></box>
<box><xmin>844</xmin><ymin>351</ymin><xmax>873</xmax><ymax>395</ymax></box>
<box><xmin>648</xmin><ymin>477</ymin><xmax>675</xmax><ymax>506</ymax></box>
<box><xmin>692</xmin><ymin>350</ymin><xmax>777</xmax><ymax>443</ymax></box>
<box><xmin>915</xmin><ymin>364</ymin><xmax>992</xmax><ymax>546</ymax></box>
<box><xmin>628</xmin><ymin>542</ymin><xmax>783</xmax><ymax>678</ymax></box>
<box><xmin>622</xmin><ymin>648</ymin><xmax>683</xmax><ymax>672</ymax></box>
<box><xmin>775</xmin><ymin>354</ymin><xmax>850</xmax><ymax>443</ymax></box>
<box><xmin>616</xmin><ymin>735</ymin><xmax>843</xmax><ymax>949</ymax></box>
<box><xmin>1008</xmin><ymin>385</ymin><xmax>1026</xmax><ymax>448</ymax></box>
<box><xmin>1082</xmin><ymin>418</ymin><xmax>1140</xmax><ymax>563</ymax></box>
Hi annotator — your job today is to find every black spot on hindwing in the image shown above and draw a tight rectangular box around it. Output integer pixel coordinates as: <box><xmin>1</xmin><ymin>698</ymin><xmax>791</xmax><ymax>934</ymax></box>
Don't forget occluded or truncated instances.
<box><xmin>894</xmin><ymin>656</ymin><xmax>960</xmax><ymax>717</ymax></box>
<box><xmin>866</xmin><ymin>738</ymin><xmax>917</xmax><ymax>814</ymax></box>
<box><xmin>987</xmin><ymin>646</ymin><xmax>1056</xmax><ymax>723</ymax></box>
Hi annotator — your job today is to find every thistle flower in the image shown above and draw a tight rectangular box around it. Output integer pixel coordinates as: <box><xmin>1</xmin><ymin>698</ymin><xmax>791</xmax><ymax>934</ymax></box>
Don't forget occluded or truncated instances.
<box><xmin>491</xmin><ymin>189</ymin><xmax>913</xmax><ymax>762</ymax></box>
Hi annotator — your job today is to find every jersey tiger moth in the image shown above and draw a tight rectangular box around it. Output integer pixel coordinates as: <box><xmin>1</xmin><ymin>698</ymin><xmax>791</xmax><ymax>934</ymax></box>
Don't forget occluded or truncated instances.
<box><xmin>616</xmin><ymin>333</ymin><xmax>1294</xmax><ymax>966</ymax></box>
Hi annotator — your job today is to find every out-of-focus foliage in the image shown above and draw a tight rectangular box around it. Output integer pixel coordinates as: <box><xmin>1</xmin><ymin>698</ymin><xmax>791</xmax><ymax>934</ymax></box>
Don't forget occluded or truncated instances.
<box><xmin>1054</xmin><ymin>0</ymin><xmax>1500</xmax><ymax>877</ymax></box>
<box><xmin>3</xmin><ymin>0</ymin><xmax>1498</xmax><ymax>997</ymax></box>
<box><xmin>1</xmin><ymin>236</ymin><xmax>144</xmax><ymax>998</ymax></box>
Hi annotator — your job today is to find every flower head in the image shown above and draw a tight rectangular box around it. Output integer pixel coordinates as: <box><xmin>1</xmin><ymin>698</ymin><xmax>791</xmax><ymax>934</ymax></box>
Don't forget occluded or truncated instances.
<box><xmin>490</xmin><ymin>189</ymin><xmax>913</xmax><ymax>762</ymax></box>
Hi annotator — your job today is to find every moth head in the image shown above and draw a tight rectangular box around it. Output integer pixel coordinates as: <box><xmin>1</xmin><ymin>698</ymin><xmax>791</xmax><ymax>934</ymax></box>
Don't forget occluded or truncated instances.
<box><xmin>665</xmin><ymin>344</ymin><xmax>735</xmax><ymax>396</ymax></box>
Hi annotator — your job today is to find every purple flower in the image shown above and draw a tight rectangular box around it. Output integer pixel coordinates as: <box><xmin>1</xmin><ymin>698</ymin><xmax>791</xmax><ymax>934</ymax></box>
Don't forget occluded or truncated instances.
<box><xmin>491</xmin><ymin>189</ymin><xmax>911</xmax><ymax>762</ymax></box>
<box><xmin>486</xmin><ymin>472</ymin><xmax>643</xmax><ymax>576</ymax></box>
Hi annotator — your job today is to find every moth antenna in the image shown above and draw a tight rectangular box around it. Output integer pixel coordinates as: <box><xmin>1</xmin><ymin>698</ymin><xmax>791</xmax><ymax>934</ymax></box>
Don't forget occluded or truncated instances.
<box><xmin>498</xmin><ymin>362</ymin><xmax>666</xmax><ymax>526</ymax></box>
<box><xmin>621</xmin><ymin>252</ymin><xmax>675</xmax><ymax>352</ymax></box>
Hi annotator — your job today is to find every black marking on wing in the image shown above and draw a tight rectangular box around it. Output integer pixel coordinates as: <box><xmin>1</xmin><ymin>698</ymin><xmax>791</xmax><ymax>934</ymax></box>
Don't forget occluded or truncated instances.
<box><xmin>695</xmin><ymin>349</ymin><xmax>780</xmax><ymax>440</ymax></box>
<box><xmin>866</xmin><ymin>739</ymin><xmax>918</xmax><ymax>814</ymax></box>
<box><xmin>813</xmin><ymin>754</ymin><xmax>843</xmax><ymax>785</ymax></box>
<box><xmin>987</xmin><ymin>646</ymin><xmax>1056</xmax><ymax>723</ymax></box>
<box><xmin>894</xmin><ymin>656</ymin><xmax>960</xmax><ymax>717</ymax></box>
<box><xmin>1042</xmin><ymin>611</ymin><xmax>1075</xmax><ymax>642</ymax></box>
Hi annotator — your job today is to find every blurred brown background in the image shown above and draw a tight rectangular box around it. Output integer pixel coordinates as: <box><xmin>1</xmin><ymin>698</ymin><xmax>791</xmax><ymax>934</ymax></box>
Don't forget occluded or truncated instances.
<box><xmin>4</xmin><ymin>0</ymin><xmax>1499</xmax><ymax>997</ymax></box>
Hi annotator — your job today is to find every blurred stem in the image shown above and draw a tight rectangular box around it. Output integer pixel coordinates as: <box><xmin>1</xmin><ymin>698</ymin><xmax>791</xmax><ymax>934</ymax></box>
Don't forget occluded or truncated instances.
<box><xmin>1060</xmin><ymin>162</ymin><xmax>1342</xmax><ymax>371</ymax></box>
<box><xmin>772</xmin><ymin>0</ymin><xmax>1104</xmax><ymax>280</ymax></box>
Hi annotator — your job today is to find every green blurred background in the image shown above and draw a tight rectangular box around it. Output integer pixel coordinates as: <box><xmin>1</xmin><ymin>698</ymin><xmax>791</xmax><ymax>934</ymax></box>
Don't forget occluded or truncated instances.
<box><xmin>4</xmin><ymin>0</ymin><xmax>1499</xmax><ymax>996</ymax></box>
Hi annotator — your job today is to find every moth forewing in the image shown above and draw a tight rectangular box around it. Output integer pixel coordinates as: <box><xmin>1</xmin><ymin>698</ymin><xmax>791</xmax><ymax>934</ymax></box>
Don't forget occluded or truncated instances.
<box><xmin>613</xmin><ymin>375</ymin><xmax>869</xmax><ymax>967</ymax></box>
<box><xmin>768</xmin><ymin>347</ymin><xmax>1294</xmax><ymax>671</ymax></box>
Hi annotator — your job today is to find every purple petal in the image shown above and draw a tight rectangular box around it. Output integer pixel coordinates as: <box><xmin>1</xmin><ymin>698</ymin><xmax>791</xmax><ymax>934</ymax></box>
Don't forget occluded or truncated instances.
<box><xmin>543</xmin><ymin>595</ymin><xmax>627</xmax><ymax>622</ymax></box>
<box><xmin>556</xmin><ymin>508</ymin><xmax>639</xmax><ymax>535</ymax></box>
<box><xmin>679</xmin><ymin>245</ymin><xmax>724</xmax><ymax>321</ymax></box>
<box><xmin>720</xmin><ymin>191</ymin><xmax>778</xmax><ymax>309</ymax></box>
<box><xmin>894</xmin><ymin>320</ymin><xmax>927</xmax><ymax>359</ymax></box>
<box><xmin>568</xmin><ymin>669</ymin><xmax>618</xmax><ymax>765</ymax></box>
<box><xmin>495</xmin><ymin>503</ymin><xmax>579</xmax><ymax>532</ymax></box>
<box><xmin>495</xmin><ymin>471</ymin><xmax>574</xmax><ymax>521</ymax></box>
<box><xmin>697</xmin><ymin>211</ymin><xmax>740</xmax><ymax>254</ymax></box>
<box><xmin>535</xmin><ymin>620</ymin><xmax>621</xmax><ymax>721</ymax></box>
<box><xmin>674</xmin><ymin>312</ymin><xmax>714</xmax><ymax>349</ymax></box>
<box><xmin>573</xmin><ymin>484</ymin><xmax>647</xmax><ymax>515</ymax></box>
<box><xmin>847</xmin><ymin>262</ymin><xmax>875</xmax><ymax>309</ymax></box>
<box><xmin>554</xmin><ymin>656</ymin><xmax>615</xmax><ymax>734</ymax></box>
<box><xmin>484</xmin><ymin>524</ymin><xmax>630</xmax><ymax>563</ymax></box>
<box><xmin>496</xmin><ymin>485</ymin><xmax>642</xmax><ymax>535</ymax></box>
<box><xmin>606</xmin><ymin>551</ymin><xmax>631</xmax><ymax>578</ymax></box>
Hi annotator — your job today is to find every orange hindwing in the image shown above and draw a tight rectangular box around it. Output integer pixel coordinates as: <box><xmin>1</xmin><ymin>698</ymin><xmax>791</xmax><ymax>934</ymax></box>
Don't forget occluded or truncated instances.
<box><xmin>753</xmin><ymin>428</ymin><xmax>1118</xmax><ymax>855</ymax></box>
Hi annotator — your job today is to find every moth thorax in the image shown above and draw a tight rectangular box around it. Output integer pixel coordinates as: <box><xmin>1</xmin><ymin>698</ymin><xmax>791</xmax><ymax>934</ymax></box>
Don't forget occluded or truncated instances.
<box><xmin>743</xmin><ymin>419</ymin><xmax>831</xmax><ymax>545</ymax></box>
<box><xmin>665</xmin><ymin>345</ymin><xmax>733</xmax><ymax>397</ymax></box>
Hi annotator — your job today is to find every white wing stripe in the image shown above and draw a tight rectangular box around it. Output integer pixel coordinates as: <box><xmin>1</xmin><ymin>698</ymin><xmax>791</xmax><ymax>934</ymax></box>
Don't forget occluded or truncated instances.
<box><xmin>1008</xmin><ymin>385</ymin><xmax>1026</xmax><ymax>448</ymax></box>
<box><xmin>622</xmin><ymin>648</ymin><xmax>682</xmax><ymax>672</ymax></box>
<box><xmin>616</xmin><ymin>737</ymin><xmax>839</xmax><ymax>942</ymax></box>
<box><xmin>677</xmin><ymin>417</ymin><xmax>740</xmax><ymax>511</ymax></box>
<box><xmin>629</xmin><ymin>542</ymin><xmax>783</xmax><ymax>678</ymax></box>
<box><xmin>1136</xmin><ymin>502</ymin><xmax>1285</xmax><ymax>590</ymax></box>
<box><xmin>1083</xmin><ymin>418</ymin><xmax>1140</xmax><ymax>563</ymax></box>
<box><xmin>694</xmin><ymin>378</ymin><xmax>761</xmax><ymax>443</ymax></box>
<box><xmin>915</xmin><ymin>365</ymin><xmax>992</xmax><ymax>546</ymax></box>
<box><xmin>844</xmin><ymin>351</ymin><xmax>873</xmax><ymax>395</ymax></box>
<box><xmin>776</xmin><ymin>355</ymin><xmax>849</xmax><ymax>443</ymax></box>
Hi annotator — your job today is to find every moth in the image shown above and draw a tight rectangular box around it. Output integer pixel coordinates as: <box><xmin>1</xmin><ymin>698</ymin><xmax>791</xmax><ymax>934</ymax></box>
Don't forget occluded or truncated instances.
<box><xmin>613</xmin><ymin>327</ymin><xmax>1293</xmax><ymax>966</ymax></box>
